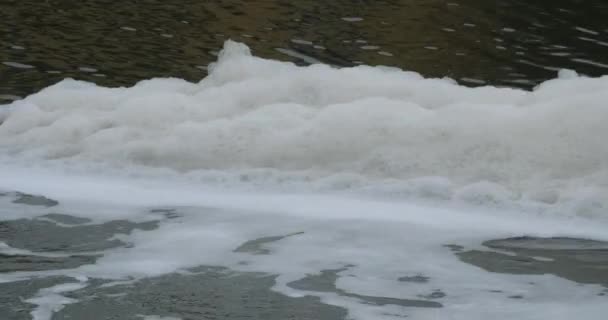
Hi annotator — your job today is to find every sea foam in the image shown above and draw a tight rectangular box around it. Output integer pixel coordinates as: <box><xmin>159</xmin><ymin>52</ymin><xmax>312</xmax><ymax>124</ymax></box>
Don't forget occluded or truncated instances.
<box><xmin>0</xmin><ymin>40</ymin><xmax>607</xmax><ymax>216</ymax></box>
<box><xmin>1</xmin><ymin>42</ymin><xmax>608</xmax><ymax>319</ymax></box>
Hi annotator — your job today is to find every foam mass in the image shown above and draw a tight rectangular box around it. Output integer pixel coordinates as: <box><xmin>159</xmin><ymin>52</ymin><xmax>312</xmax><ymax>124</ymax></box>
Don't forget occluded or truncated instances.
<box><xmin>1</xmin><ymin>40</ymin><xmax>607</xmax><ymax>214</ymax></box>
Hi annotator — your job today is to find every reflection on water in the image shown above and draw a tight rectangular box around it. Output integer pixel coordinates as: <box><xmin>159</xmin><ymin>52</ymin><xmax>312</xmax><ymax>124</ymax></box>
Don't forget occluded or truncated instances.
<box><xmin>1</xmin><ymin>0</ymin><xmax>608</xmax><ymax>100</ymax></box>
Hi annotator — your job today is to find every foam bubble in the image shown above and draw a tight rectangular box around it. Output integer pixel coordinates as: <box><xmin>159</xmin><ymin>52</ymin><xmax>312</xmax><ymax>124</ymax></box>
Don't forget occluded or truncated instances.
<box><xmin>1</xmin><ymin>41</ymin><xmax>608</xmax><ymax>319</ymax></box>
<box><xmin>138</xmin><ymin>316</ymin><xmax>181</xmax><ymax>320</ymax></box>
<box><xmin>27</xmin><ymin>281</ymin><xmax>88</xmax><ymax>320</ymax></box>
<box><xmin>1</xmin><ymin>161</ymin><xmax>607</xmax><ymax>319</ymax></box>
<box><xmin>1</xmin><ymin>40</ymin><xmax>606</xmax><ymax>215</ymax></box>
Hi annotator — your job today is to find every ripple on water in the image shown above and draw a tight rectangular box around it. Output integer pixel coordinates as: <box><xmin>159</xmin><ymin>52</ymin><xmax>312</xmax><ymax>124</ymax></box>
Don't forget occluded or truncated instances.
<box><xmin>454</xmin><ymin>237</ymin><xmax>608</xmax><ymax>288</ymax></box>
<box><xmin>2</xmin><ymin>61</ymin><xmax>35</xmax><ymax>69</ymax></box>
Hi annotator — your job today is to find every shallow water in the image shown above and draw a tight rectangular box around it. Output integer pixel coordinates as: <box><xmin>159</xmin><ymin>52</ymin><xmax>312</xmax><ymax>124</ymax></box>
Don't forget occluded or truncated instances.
<box><xmin>0</xmin><ymin>177</ymin><xmax>607</xmax><ymax>320</ymax></box>
<box><xmin>1</xmin><ymin>1</ymin><xmax>608</xmax><ymax>320</ymax></box>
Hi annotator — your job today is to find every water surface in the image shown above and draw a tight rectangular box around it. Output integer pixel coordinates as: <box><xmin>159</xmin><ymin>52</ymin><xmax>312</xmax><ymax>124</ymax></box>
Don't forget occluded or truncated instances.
<box><xmin>2</xmin><ymin>0</ymin><xmax>608</xmax><ymax>101</ymax></box>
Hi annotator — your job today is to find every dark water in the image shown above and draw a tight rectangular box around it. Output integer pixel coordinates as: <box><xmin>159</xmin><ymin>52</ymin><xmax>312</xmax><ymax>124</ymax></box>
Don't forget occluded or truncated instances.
<box><xmin>2</xmin><ymin>0</ymin><xmax>608</xmax><ymax>101</ymax></box>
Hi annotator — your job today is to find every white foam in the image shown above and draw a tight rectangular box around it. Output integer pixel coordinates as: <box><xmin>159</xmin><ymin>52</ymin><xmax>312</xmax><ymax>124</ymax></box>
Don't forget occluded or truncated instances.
<box><xmin>1</xmin><ymin>40</ymin><xmax>607</xmax><ymax>216</ymax></box>
<box><xmin>26</xmin><ymin>281</ymin><xmax>88</xmax><ymax>320</ymax></box>
<box><xmin>1</xmin><ymin>40</ymin><xmax>608</xmax><ymax>320</ymax></box>
<box><xmin>137</xmin><ymin>316</ymin><xmax>181</xmax><ymax>320</ymax></box>
<box><xmin>1</xmin><ymin>166</ymin><xmax>607</xmax><ymax>319</ymax></box>
<box><xmin>0</xmin><ymin>242</ymin><xmax>76</xmax><ymax>258</ymax></box>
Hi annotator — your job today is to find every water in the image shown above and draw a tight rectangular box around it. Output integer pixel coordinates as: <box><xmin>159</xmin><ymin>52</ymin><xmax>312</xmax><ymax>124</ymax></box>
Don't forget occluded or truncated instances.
<box><xmin>2</xmin><ymin>0</ymin><xmax>608</xmax><ymax>101</ymax></box>
<box><xmin>1</xmin><ymin>1</ymin><xmax>608</xmax><ymax>320</ymax></box>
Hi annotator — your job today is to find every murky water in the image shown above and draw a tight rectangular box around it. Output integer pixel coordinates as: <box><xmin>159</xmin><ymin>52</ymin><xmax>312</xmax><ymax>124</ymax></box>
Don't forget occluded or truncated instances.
<box><xmin>2</xmin><ymin>0</ymin><xmax>608</xmax><ymax>101</ymax></box>
<box><xmin>1</xmin><ymin>191</ymin><xmax>607</xmax><ymax>319</ymax></box>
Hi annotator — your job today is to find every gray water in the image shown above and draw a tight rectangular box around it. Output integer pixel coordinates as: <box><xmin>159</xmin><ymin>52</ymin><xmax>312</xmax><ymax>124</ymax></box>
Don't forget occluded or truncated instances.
<box><xmin>1</xmin><ymin>191</ymin><xmax>607</xmax><ymax>319</ymax></box>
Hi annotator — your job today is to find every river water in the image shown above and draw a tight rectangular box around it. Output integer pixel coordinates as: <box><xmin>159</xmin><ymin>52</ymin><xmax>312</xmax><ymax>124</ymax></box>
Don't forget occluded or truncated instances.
<box><xmin>1</xmin><ymin>1</ymin><xmax>608</xmax><ymax>320</ymax></box>
<box><xmin>2</xmin><ymin>0</ymin><xmax>608</xmax><ymax>99</ymax></box>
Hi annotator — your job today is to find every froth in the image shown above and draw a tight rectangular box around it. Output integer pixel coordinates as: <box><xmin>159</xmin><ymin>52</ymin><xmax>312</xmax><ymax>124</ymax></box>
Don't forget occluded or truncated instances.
<box><xmin>1</xmin><ymin>40</ymin><xmax>607</xmax><ymax>214</ymax></box>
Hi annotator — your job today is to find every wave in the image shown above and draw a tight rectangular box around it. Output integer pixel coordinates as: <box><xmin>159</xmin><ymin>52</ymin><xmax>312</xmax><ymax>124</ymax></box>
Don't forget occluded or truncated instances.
<box><xmin>1</xmin><ymin>40</ymin><xmax>607</xmax><ymax>216</ymax></box>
